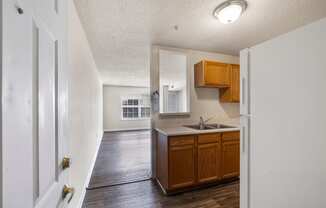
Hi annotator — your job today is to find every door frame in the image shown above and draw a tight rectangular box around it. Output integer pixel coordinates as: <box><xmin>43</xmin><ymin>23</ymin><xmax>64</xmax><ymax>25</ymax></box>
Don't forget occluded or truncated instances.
<box><xmin>1</xmin><ymin>0</ymin><xmax>3</xmax><ymax>205</ymax></box>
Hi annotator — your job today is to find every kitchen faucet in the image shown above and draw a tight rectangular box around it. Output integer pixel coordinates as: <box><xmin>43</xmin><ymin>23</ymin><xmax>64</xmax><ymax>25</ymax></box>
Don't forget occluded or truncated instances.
<box><xmin>199</xmin><ymin>116</ymin><xmax>214</xmax><ymax>130</ymax></box>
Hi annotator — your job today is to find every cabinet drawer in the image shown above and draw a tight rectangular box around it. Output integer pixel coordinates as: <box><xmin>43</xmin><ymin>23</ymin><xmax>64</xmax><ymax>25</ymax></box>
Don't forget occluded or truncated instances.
<box><xmin>198</xmin><ymin>134</ymin><xmax>220</xmax><ymax>144</ymax></box>
<box><xmin>169</xmin><ymin>136</ymin><xmax>195</xmax><ymax>146</ymax></box>
<box><xmin>222</xmin><ymin>131</ymin><xmax>240</xmax><ymax>142</ymax></box>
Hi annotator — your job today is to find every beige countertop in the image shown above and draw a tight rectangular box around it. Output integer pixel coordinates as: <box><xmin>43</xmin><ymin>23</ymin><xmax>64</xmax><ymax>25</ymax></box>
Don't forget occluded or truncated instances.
<box><xmin>155</xmin><ymin>123</ymin><xmax>240</xmax><ymax>136</ymax></box>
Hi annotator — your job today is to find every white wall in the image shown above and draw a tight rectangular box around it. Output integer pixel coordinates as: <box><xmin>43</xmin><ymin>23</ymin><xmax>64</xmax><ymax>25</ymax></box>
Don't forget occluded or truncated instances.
<box><xmin>151</xmin><ymin>46</ymin><xmax>240</xmax><ymax>128</ymax></box>
<box><xmin>247</xmin><ymin>17</ymin><xmax>326</xmax><ymax>208</ymax></box>
<box><xmin>103</xmin><ymin>85</ymin><xmax>151</xmax><ymax>131</ymax></box>
<box><xmin>68</xmin><ymin>1</ymin><xmax>103</xmax><ymax>207</ymax></box>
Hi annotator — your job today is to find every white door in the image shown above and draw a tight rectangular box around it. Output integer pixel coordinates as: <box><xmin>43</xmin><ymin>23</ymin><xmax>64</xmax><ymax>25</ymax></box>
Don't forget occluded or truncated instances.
<box><xmin>2</xmin><ymin>0</ymin><xmax>70</xmax><ymax>207</ymax></box>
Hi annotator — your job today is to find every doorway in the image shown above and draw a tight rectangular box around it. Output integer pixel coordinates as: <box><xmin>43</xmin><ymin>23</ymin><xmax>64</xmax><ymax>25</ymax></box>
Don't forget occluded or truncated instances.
<box><xmin>87</xmin><ymin>85</ymin><xmax>152</xmax><ymax>190</ymax></box>
<box><xmin>87</xmin><ymin>130</ymin><xmax>151</xmax><ymax>189</ymax></box>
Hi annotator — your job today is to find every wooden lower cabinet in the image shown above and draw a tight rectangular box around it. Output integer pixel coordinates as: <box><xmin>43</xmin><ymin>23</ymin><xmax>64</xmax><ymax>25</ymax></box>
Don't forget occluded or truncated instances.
<box><xmin>169</xmin><ymin>145</ymin><xmax>196</xmax><ymax>189</ymax></box>
<box><xmin>221</xmin><ymin>141</ymin><xmax>240</xmax><ymax>179</ymax></box>
<box><xmin>197</xmin><ymin>142</ymin><xmax>220</xmax><ymax>183</ymax></box>
<box><xmin>221</xmin><ymin>132</ymin><xmax>240</xmax><ymax>179</ymax></box>
<box><xmin>156</xmin><ymin>131</ymin><xmax>239</xmax><ymax>193</ymax></box>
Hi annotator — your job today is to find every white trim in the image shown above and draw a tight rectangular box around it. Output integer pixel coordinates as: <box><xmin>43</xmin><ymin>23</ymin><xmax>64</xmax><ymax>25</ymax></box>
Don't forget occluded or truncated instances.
<box><xmin>76</xmin><ymin>132</ymin><xmax>103</xmax><ymax>208</ymax></box>
<box><xmin>104</xmin><ymin>128</ymin><xmax>151</xmax><ymax>132</ymax></box>
<box><xmin>240</xmin><ymin>48</ymin><xmax>250</xmax><ymax>208</ymax></box>
<box><xmin>0</xmin><ymin>0</ymin><xmax>3</xmax><ymax>204</ymax></box>
<box><xmin>103</xmin><ymin>84</ymin><xmax>149</xmax><ymax>88</ymax></box>
<box><xmin>156</xmin><ymin>46</ymin><xmax>191</xmax><ymax>114</ymax></box>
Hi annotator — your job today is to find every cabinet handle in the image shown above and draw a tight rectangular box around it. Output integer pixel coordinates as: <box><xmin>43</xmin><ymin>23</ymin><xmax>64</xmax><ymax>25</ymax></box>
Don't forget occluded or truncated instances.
<box><xmin>241</xmin><ymin>77</ymin><xmax>246</xmax><ymax>105</ymax></box>
<box><xmin>241</xmin><ymin>126</ymin><xmax>246</xmax><ymax>153</ymax></box>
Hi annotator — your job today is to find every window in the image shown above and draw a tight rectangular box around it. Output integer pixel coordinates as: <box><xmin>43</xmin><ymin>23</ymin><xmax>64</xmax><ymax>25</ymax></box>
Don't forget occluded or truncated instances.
<box><xmin>121</xmin><ymin>95</ymin><xmax>151</xmax><ymax>120</ymax></box>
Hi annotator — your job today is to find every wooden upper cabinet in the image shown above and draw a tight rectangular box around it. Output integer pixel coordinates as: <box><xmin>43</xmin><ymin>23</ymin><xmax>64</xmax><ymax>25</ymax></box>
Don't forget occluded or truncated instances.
<box><xmin>232</xmin><ymin>65</ymin><xmax>240</xmax><ymax>102</ymax></box>
<box><xmin>195</xmin><ymin>60</ymin><xmax>231</xmax><ymax>88</ymax></box>
<box><xmin>221</xmin><ymin>132</ymin><xmax>240</xmax><ymax>179</ymax></box>
<box><xmin>195</xmin><ymin>60</ymin><xmax>240</xmax><ymax>103</ymax></box>
<box><xmin>220</xmin><ymin>64</ymin><xmax>240</xmax><ymax>103</ymax></box>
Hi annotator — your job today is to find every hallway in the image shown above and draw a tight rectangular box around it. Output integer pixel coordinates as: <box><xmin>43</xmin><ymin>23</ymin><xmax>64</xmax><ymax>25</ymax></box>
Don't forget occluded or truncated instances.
<box><xmin>88</xmin><ymin>130</ymin><xmax>151</xmax><ymax>189</ymax></box>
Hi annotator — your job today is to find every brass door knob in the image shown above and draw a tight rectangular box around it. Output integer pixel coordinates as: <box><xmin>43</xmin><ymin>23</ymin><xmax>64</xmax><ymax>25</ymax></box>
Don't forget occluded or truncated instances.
<box><xmin>62</xmin><ymin>157</ymin><xmax>71</xmax><ymax>170</ymax></box>
<box><xmin>62</xmin><ymin>185</ymin><xmax>75</xmax><ymax>203</ymax></box>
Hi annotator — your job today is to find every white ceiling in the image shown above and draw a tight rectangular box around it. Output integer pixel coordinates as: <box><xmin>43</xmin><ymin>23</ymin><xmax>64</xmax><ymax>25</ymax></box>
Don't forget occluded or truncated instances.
<box><xmin>74</xmin><ymin>0</ymin><xmax>326</xmax><ymax>86</ymax></box>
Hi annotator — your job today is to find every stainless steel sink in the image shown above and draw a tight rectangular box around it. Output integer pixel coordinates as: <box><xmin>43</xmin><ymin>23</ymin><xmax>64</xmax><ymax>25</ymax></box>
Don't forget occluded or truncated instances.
<box><xmin>184</xmin><ymin>124</ymin><xmax>234</xmax><ymax>130</ymax></box>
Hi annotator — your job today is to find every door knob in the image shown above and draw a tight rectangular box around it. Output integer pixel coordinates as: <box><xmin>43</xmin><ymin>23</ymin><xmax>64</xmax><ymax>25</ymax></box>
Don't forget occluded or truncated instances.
<box><xmin>15</xmin><ymin>5</ymin><xmax>24</xmax><ymax>14</ymax></box>
<box><xmin>62</xmin><ymin>185</ymin><xmax>75</xmax><ymax>203</ymax></box>
<box><xmin>62</xmin><ymin>157</ymin><xmax>71</xmax><ymax>170</ymax></box>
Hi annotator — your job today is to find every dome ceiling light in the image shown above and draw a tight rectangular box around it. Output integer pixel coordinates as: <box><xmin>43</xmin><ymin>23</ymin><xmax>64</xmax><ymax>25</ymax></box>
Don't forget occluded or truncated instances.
<box><xmin>213</xmin><ymin>0</ymin><xmax>248</xmax><ymax>24</ymax></box>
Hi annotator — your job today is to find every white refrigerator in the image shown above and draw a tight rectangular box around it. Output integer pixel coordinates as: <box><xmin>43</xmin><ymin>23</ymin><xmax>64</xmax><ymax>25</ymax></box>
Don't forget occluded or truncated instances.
<box><xmin>240</xmin><ymin>17</ymin><xmax>326</xmax><ymax>208</ymax></box>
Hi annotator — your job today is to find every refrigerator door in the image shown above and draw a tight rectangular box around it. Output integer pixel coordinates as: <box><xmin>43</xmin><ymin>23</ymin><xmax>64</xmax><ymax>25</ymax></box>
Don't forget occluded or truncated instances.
<box><xmin>239</xmin><ymin>49</ymin><xmax>251</xmax><ymax>208</ymax></box>
<box><xmin>247</xmin><ymin>18</ymin><xmax>326</xmax><ymax>208</ymax></box>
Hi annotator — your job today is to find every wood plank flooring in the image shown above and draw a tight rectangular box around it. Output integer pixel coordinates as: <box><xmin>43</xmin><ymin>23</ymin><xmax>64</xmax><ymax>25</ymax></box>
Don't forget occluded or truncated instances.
<box><xmin>88</xmin><ymin>130</ymin><xmax>151</xmax><ymax>189</ymax></box>
<box><xmin>84</xmin><ymin>129</ymin><xmax>239</xmax><ymax>208</ymax></box>
<box><xmin>83</xmin><ymin>180</ymin><xmax>239</xmax><ymax>208</ymax></box>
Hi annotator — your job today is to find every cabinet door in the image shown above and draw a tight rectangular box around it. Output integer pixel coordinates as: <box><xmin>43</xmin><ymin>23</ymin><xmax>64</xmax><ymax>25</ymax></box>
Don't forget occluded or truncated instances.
<box><xmin>197</xmin><ymin>143</ymin><xmax>220</xmax><ymax>183</ymax></box>
<box><xmin>221</xmin><ymin>141</ymin><xmax>240</xmax><ymax>179</ymax></box>
<box><xmin>169</xmin><ymin>145</ymin><xmax>196</xmax><ymax>189</ymax></box>
<box><xmin>204</xmin><ymin>61</ymin><xmax>230</xmax><ymax>86</ymax></box>
<box><xmin>231</xmin><ymin>65</ymin><xmax>240</xmax><ymax>102</ymax></box>
<box><xmin>219</xmin><ymin>64</ymin><xmax>240</xmax><ymax>102</ymax></box>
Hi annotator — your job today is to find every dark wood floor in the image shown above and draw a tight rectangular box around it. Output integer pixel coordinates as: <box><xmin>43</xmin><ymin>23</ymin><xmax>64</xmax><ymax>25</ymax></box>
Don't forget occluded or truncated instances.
<box><xmin>84</xmin><ymin>130</ymin><xmax>239</xmax><ymax>208</ymax></box>
<box><xmin>88</xmin><ymin>130</ymin><xmax>151</xmax><ymax>189</ymax></box>
<box><xmin>83</xmin><ymin>179</ymin><xmax>239</xmax><ymax>208</ymax></box>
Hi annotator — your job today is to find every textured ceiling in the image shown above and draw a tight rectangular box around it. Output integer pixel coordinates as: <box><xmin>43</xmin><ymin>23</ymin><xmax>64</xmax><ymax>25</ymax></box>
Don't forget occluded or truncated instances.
<box><xmin>74</xmin><ymin>0</ymin><xmax>326</xmax><ymax>86</ymax></box>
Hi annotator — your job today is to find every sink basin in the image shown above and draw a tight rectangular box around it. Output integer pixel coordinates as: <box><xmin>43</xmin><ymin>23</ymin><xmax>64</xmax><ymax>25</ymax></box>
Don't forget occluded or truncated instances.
<box><xmin>184</xmin><ymin>124</ymin><xmax>234</xmax><ymax>130</ymax></box>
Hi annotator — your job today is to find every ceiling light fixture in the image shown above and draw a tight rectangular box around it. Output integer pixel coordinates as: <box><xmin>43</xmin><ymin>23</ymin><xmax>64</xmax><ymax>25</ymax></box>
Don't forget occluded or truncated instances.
<box><xmin>213</xmin><ymin>0</ymin><xmax>247</xmax><ymax>24</ymax></box>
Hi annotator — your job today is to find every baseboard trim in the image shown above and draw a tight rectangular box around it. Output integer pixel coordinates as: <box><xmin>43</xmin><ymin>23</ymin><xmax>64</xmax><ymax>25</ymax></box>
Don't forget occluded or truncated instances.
<box><xmin>87</xmin><ymin>178</ymin><xmax>152</xmax><ymax>190</ymax></box>
<box><xmin>104</xmin><ymin>128</ymin><xmax>151</xmax><ymax>132</ymax></box>
<box><xmin>76</xmin><ymin>132</ymin><xmax>103</xmax><ymax>208</ymax></box>
<box><xmin>155</xmin><ymin>178</ymin><xmax>167</xmax><ymax>195</ymax></box>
